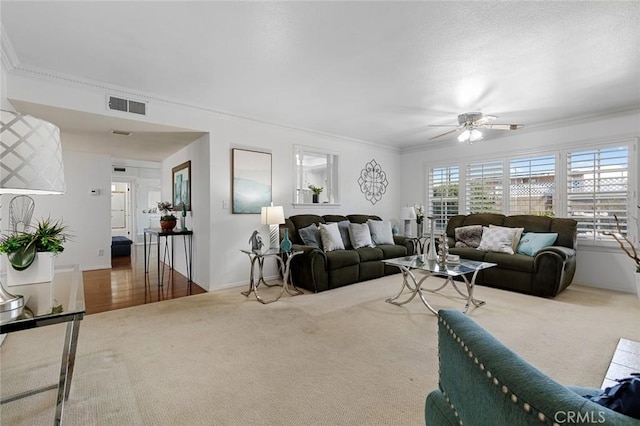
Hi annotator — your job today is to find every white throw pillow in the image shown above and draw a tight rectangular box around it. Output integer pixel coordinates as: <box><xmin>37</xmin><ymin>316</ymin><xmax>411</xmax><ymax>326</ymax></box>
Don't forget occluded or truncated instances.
<box><xmin>489</xmin><ymin>224</ymin><xmax>524</xmax><ymax>251</ymax></box>
<box><xmin>318</xmin><ymin>222</ymin><xmax>345</xmax><ymax>252</ymax></box>
<box><xmin>476</xmin><ymin>226</ymin><xmax>518</xmax><ymax>254</ymax></box>
<box><xmin>348</xmin><ymin>222</ymin><xmax>374</xmax><ymax>249</ymax></box>
<box><xmin>367</xmin><ymin>219</ymin><xmax>395</xmax><ymax>245</ymax></box>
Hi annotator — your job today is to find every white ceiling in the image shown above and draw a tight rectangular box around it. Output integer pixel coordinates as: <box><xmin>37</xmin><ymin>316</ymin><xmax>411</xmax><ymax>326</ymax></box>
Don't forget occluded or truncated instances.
<box><xmin>2</xmin><ymin>1</ymin><xmax>639</xmax><ymax>158</ymax></box>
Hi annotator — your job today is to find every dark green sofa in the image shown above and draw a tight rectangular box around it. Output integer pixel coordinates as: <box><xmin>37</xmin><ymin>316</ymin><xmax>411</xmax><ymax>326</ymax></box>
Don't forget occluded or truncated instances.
<box><xmin>426</xmin><ymin>310</ymin><xmax>639</xmax><ymax>425</ymax></box>
<box><xmin>446</xmin><ymin>214</ymin><xmax>577</xmax><ymax>297</ymax></box>
<box><xmin>280</xmin><ymin>214</ymin><xmax>414</xmax><ymax>293</ymax></box>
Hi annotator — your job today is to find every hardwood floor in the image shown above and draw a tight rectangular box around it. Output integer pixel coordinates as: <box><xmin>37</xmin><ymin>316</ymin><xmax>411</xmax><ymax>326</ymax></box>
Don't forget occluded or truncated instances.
<box><xmin>83</xmin><ymin>244</ymin><xmax>206</xmax><ymax>315</ymax></box>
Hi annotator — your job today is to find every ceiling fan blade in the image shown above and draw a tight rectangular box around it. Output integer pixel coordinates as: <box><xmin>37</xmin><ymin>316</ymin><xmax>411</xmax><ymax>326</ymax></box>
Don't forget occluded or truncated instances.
<box><xmin>428</xmin><ymin>124</ymin><xmax>459</xmax><ymax>128</ymax></box>
<box><xmin>475</xmin><ymin>115</ymin><xmax>498</xmax><ymax>125</ymax></box>
<box><xmin>429</xmin><ymin>128</ymin><xmax>460</xmax><ymax>140</ymax></box>
<box><xmin>482</xmin><ymin>124</ymin><xmax>523</xmax><ymax>130</ymax></box>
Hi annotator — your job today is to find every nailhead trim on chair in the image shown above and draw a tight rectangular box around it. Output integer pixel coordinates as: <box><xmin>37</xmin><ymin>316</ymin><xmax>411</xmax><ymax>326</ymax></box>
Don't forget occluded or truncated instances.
<box><xmin>438</xmin><ymin>316</ymin><xmax>560</xmax><ymax>426</ymax></box>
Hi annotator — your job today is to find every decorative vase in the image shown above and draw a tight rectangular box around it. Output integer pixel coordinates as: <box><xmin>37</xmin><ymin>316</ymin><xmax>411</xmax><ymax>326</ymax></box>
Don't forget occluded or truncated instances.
<box><xmin>392</xmin><ymin>224</ymin><xmax>399</xmax><ymax>236</ymax></box>
<box><xmin>635</xmin><ymin>272</ymin><xmax>640</xmax><ymax>299</ymax></box>
<box><xmin>180</xmin><ymin>216</ymin><xmax>187</xmax><ymax>231</ymax></box>
<box><xmin>312</xmin><ymin>194</ymin><xmax>319</xmax><ymax>203</ymax></box>
<box><xmin>417</xmin><ymin>222</ymin><xmax>423</xmax><ymax>237</ymax></box>
<box><xmin>160</xmin><ymin>218</ymin><xmax>177</xmax><ymax>231</ymax></box>
<box><xmin>280</xmin><ymin>228</ymin><xmax>292</xmax><ymax>253</ymax></box>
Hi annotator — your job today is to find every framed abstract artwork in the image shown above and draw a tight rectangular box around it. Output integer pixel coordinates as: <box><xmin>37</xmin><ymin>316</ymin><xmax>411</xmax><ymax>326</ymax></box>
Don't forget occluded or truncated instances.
<box><xmin>172</xmin><ymin>161</ymin><xmax>191</xmax><ymax>211</ymax></box>
<box><xmin>232</xmin><ymin>148</ymin><xmax>272</xmax><ymax>214</ymax></box>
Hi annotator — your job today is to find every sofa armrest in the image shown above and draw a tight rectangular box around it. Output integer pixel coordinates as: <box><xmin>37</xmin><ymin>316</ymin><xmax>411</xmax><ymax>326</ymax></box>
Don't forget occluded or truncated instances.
<box><xmin>393</xmin><ymin>236</ymin><xmax>416</xmax><ymax>256</ymax></box>
<box><xmin>290</xmin><ymin>244</ymin><xmax>328</xmax><ymax>293</ymax></box>
<box><xmin>533</xmin><ymin>246</ymin><xmax>577</xmax><ymax>297</ymax></box>
<box><xmin>428</xmin><ymin>310</ymin><xmax>639</xmax><ymax>426</ymax></box>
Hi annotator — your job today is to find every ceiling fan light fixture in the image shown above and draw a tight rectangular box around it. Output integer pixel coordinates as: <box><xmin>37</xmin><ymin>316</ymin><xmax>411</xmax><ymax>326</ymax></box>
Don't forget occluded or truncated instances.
<box><xmin>470</xmin><ymin>129</ymin><xmax>483</xmax><ymax>142</ymax></box>
<box><xmin>457</xmin><ymin>130</ymin><xmax>470</xmax><ymax>143</ymax></box>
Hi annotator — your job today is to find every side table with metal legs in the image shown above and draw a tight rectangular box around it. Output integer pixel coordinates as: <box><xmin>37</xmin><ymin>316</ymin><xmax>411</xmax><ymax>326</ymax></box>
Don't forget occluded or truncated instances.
<box><xmin>240</xmin><ymin>249</ymin><xmax>303</xmax><ymax>304</ymax></box>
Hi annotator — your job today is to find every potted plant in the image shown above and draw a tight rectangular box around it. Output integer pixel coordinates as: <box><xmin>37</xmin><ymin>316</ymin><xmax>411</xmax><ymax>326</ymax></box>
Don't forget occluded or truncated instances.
<box><xmin>308</xmin><ymin>185</ymin><xmax>323</xmax><ymax>203</ymax></box>
<box><xmin>157</xmin><ymin>201</ymin><xmax>177</xmax><ymax>230</ymax></box>
<box><xmin>0</xmin><ymin>217</ymin><xmax>71</xmax><ymax>285</ymax></box>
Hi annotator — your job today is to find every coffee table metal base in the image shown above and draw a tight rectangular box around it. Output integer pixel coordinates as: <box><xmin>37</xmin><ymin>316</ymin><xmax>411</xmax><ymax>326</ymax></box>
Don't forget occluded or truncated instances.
<box><xmin>385</xmin><ymin>266</ymin><xmax>485</xmax><ymax>314</ymax></box>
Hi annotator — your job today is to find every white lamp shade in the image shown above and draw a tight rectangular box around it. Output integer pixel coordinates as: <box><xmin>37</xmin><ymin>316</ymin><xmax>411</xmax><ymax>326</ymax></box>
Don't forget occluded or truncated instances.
<box><xmin>1</xmin><ymin>110</ymin><xmax>66</xmax><ymax>194</ymax></box>
<box><xmin>400</xmin><ymin>206</ymin><xmax>417</xmax><ymax>220</ymax></box>
<box><xmin>261</xmin><ymin>205</ymin><xmax>285</xmax><ymax>225</ymax></box>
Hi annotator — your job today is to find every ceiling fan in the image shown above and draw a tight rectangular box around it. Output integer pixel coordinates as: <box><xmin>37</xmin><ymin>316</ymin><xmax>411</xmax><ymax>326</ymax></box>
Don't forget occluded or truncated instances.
<box><xmin>429</xmin><ymin>112</ymin><xmax>523</xmax><ymax>143</ymax></box>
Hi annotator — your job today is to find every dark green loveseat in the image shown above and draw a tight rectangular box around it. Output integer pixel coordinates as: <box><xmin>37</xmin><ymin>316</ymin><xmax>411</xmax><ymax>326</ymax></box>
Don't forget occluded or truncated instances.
<box><xmin>280</xmin><ymin>214</ymin><xmax>414</xmax><ymax>293</ymax></box>
<box><xmin>446</xmin><ymin>214</ymin><xmax>577</xmax><ymax>297</ymax></box>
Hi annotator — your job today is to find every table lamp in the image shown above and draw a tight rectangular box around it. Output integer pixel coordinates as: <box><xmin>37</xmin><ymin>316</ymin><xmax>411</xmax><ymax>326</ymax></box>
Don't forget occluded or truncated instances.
<box><xmin>261</xmin><ymin>204</ymin><xmax>285</xmax><ymax>250</ymax></box>
<box><xmin>400</xmin><ymin>206</ymin><xmax>416</xmax><ymax>237</ymax></box>
<box><xmin>0</xmin><ymin>109</ymin><xmax>66</xmax><ymax>322</ymax></box>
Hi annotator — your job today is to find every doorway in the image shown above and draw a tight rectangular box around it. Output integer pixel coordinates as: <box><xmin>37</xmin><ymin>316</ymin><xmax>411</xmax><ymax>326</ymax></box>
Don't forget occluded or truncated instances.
<box><xmin>111</xmin><ymin>182</ymin><xmax>132</xmax><ymax>238</ymax></box>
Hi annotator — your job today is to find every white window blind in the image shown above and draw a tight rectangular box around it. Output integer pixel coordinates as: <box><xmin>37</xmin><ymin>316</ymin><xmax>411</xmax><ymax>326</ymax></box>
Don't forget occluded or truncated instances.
<box><xmin>428</xmin><ymin>166</ymin><xmax>459</xmax><ymax>230</ymax></box>
<box><xmin>567</xmin><ymin>146</ymin><xmax>629</xmax><ymax>242</ymax></box>
<box><xmin>466</xmin><ymin>161</ymin><xmax>504</xmax><ymax>214</ymax></box>
<box><xmin>509</xmin><ymin>155</ymin><xmax>556</xmax><ymax>216</ymax></box>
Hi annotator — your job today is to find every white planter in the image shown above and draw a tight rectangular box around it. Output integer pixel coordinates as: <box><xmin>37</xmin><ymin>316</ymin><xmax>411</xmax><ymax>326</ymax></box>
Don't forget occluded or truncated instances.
<box><xmin>5</xmin><ymin>252</ymin><xmax>55</xmax><ymax>287</ymax></box>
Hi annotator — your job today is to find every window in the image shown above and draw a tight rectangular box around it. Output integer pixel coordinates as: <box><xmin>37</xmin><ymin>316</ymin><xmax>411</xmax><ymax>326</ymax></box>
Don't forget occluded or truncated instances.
<box><xmin>428</xmin><ymin>166</ymin><xmax>459</xmax><ymax>230</ymax></box>
<box><xmin>426</xmin><ymin>139</ymin><xmax>635</xmax><ymax>248</ymax></box>
<box><xmin>567</xmin><ymin>145</ymin><xmax>629</xmax><ymax>242</ymax></box>
<box><xmin>466</xmin><ymin>161</ymin><xmax>504</xmax><ymax>214</ymax></box>
<box><xmin>294</xmin><ymin>146</ymin><xmax>340</xmax><ymax>205</ymax></box>
<box><xmin>509</xmin><ymin>155</ymin><xmax>556</xmax><ymax>216</ymax></box>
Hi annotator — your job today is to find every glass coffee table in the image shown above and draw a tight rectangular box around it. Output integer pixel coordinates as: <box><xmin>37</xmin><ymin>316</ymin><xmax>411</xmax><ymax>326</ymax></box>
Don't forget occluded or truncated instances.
<box><xmin>382</xmin><ymin>255</ymin><xmax>496</xmax><ymax>314</ymax></box>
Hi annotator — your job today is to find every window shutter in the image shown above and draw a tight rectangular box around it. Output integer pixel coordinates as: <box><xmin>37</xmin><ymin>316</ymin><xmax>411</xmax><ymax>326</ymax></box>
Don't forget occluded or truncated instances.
<box><xmin>466</xmin><ymin>161</ymin><xmax>504</xmax><ymax>214</ymax></box>
<box><xmin>428</xmin><ymin>166</ymin><xmax>459</xmax><ymax>230</ymax></box>
<box><xmin>567</xmin><ymin>146</ymin><xmax>629</xmax><ymax>242</ymax></box>
<box><xmin>509</xmin><ymin>155</ymin><xmax>556</xmax><ymax>216</ymax></box>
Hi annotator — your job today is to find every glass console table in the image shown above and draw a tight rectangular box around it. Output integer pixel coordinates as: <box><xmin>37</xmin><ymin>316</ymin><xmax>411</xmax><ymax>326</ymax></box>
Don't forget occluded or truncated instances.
<box><xmin>0</xmin><ymin>264</ymin><xmax>85</xmax><ymax>425</ymax></box>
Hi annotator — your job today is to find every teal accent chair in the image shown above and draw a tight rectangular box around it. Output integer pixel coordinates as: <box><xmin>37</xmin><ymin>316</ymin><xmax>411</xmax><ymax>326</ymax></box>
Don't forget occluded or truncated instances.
<box><xmin>425</xmin><ymin>310</ymin><xmax>640</xmax><ymax>425</ymax></box>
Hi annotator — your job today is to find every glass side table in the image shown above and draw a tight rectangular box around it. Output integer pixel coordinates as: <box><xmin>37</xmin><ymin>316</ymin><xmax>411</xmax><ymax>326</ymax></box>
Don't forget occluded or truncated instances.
<box><xmin>0</xmin><ymin>264</ymin><xmax>85</xmax><ymax>425</ymax></box>
<box><xmin>240</xmin><ymin>249</ymin><xmax>303</xmax><ymax>304</ymax></box>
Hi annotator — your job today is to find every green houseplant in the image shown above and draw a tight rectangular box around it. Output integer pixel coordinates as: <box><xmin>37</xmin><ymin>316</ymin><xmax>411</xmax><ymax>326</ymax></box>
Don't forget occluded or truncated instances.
<box><xmin>157</xmin><ymin>201</ymin><xmax>177</xmax><ymax>230</ymax></box>
<box><xmin>308</xmin><ymin>185</ymin><xmax>323</xmax><ymax>203</ymax></box>
<box><xmin>0</xmin><ymin>218</ymin><xmax>70</xmax><ymax>271</ymax></box>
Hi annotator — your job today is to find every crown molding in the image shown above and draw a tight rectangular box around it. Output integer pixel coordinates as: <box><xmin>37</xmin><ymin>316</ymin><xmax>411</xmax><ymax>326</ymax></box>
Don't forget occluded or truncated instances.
<box><xmin>6</xmin><ymin>62</ymin><xmax>400</xmax><ymax>153</ymax></box>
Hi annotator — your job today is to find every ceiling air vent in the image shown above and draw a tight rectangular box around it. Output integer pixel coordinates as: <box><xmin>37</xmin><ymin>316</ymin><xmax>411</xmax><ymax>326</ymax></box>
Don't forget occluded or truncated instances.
<box><xmin>107</xmin><ymin>95</ymin><xmax>147</xmax><ymax>116</ymax></box>
<box><xmin>113</xmin><ymin>167</ymin><xmax>127</xmax><ymax>173</ymax></box>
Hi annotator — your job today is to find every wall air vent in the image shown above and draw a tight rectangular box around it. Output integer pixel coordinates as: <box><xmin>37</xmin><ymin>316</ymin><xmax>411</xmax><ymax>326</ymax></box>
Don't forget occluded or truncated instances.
<box><xmin>113</xmin><ymin>167</ymin><xmax>127</xmax><ymax>173</ymax></box>
<box><xmin>128</xmin><ymin>100</ymin><xmax>146</xmax><ymax>115</ymax></box>
<box><xmin>107</xmin><ymin>95</ymin><xmax>147</xmax><ymax>116</ymax></box>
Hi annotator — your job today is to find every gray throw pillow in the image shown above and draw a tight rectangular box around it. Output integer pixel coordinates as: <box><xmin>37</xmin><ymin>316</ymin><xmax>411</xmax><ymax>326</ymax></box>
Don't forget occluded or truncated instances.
<box><xmin>477</xmin><ymin>226</ymin><xmax>518</xmax><ymax>254</ymax></box>
<box><xmin>367</xmin><ymin>219</ymin><xmax>395</xmax><ymax>245</ymax></box>
<box><xmin>319</xmin><ymin>222</ymin><xmax>345</xmax><ymax>252</ymax></box>
<box><xmin>337</xmin><ymin>220</ymin><xmax>353</xmax><ymax>249</ymax></box>
<box><xmin>298</xmin><ymin>223</ymin><xmax>321</xmax><ymax>248</ymax></box>
<box><xmin>349</xmin><ymin>222</ymin><xmax>374</xmax><ymax>249</ymax></box>
<box><xmin>454</xmin><ymin>225</ymin><xmax>483</xmax><ymax>248</ymax></box>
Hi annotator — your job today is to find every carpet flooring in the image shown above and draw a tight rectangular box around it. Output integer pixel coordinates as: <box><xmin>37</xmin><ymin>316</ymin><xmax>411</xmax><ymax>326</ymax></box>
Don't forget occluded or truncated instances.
<box><xmin>1</xmin><ymin>275</ymin><xmax>639</xmax><ymax>425</ymax></box>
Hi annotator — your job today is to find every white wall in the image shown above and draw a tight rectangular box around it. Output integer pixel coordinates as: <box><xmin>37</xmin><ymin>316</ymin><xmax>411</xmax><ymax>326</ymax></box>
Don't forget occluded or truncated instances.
<box><xmin>399</xmin><ymin>111</ymin><xmax>640</xmax><ymax>293</ymax></box>
<box><xmin>20</xmin><ymin>150</ymin><xmax>112</xmax><ymax>271</ymax></box>
<box><xmin>6</xmin><ymin>71</ymin><xmax>403</xmax><ymax>290</ymax></box>
<box><xmin>161</xmin><ymin>134</ymin><xmax>210</xmax><ymax>289</ymax></box>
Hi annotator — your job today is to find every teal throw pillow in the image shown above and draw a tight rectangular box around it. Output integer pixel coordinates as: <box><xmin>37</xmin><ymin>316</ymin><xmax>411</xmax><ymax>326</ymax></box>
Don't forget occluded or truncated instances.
<box><xmin>516</xmin><ymin>232</ymin><xmax>558</xmax><ymax>256</ymax></box>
